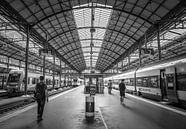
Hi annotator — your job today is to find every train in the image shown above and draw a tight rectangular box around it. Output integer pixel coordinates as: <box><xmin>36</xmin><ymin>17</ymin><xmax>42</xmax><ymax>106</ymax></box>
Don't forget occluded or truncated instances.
<box><xmin>72</xmin><ymin>78</ymin><xmax>84</xmax><ymax>87</ymax></box>
<box><xmin>4</xmin><ymin>69</ymin><xmax>70</xmax><ymax>94</ymax></box>
<box><xmin>5</xmin><ymin>69</ymin><xmax>84</xmax><ymax>94</ymax></box>
<box><xmin>0</xmin><ymin>64</ymin><xmax>11</xmax><ymax>90</ymax></box>
<box><xmin>104</xmin><ymin>58</ymin><xmax>186</xmax><ymax>107</ymax></box>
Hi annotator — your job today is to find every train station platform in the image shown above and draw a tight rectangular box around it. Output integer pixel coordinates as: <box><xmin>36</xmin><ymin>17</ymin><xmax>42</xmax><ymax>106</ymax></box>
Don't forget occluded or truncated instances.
<box><xmin>0</xmin><ymin>86</ymin><xmax>185</xmax><ymax>129</ymax></box>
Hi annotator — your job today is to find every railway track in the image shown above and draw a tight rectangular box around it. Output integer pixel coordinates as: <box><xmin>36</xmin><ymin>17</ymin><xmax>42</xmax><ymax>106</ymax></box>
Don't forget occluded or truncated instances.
<box><xmin>0</xmin><ymin>98</ymin><xmax>34</xmax><ymax>114</ymax></box>
<box><xmin>0</xmin><ymin>87</ymin><xmax>73</xmax><ymax>115</ymax></box>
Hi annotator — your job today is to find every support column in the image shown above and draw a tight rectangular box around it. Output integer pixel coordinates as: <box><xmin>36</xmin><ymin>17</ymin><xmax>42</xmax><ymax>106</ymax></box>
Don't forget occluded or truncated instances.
<box><xmin>157</xmin><ymin>24</ymin><xmax>161</xmax><ymax>60</ymax></box>
<box><xmin>59</xmin><ymin>60</ymin><xmax>62</xmax><ymax>87</ymax></box>
<box><xmin>24</xmin><ymin>25</ymin><xmax>30</xmax><ymax>95</ymax></box>
<box><xmin>70</xmin><ymin>74</ymin><xmax>72</xmax><ymax>87</ymax></box>
<box><xmin>53</xmin><ymin>54</ymin><xmax>55</xmax><ymax>89</ymax></box>
<box><xmin>7</xmin><ymin>57</ymin><xmax>9</xmax><ymax>70</ymax></box>
<box><xmin>128</xmin><ymin>55</ymin><xmax>130</xmax><ymax>69</ymax></box>
<box><xmin>43</xmin><ymin>32</ymin><xmax>47</xmax><ymax>79</ymax></box>
<box><xmin>64</xmin><ymin>64</ymin><xmax>66</xmax><ymax>87</ymax></box>
<box><xmin>139</xmin><ymin>41</ymin><xmax>142</xmax><ymax>66</ymax></box>
<box><xmin>67</xmin><ymin>71</ymin><xmax>69</xmax><ymax>87</ymax></box>
<box><xmin>43</xmin><ymin>55</ymin><xmax>46</xmax><ymax>79</ymax></box>
<box><xmin>19</xmin><ymin>60</ymin><xmax>21</xmax><ymax>70</ymax></box>
<box><xmin>122</xmin><ymin>60</ymin><xmax>123</xmax><ymax>71</ymax></box>
<box><xmin>134</xmin><ymin>70</ymin><xmax>137</xmax><ymax>93</ymax></box>
<box><xmin>117</xmin><ymin>63</ymin><xmax>119</xmax><ymax>73</ymax></box>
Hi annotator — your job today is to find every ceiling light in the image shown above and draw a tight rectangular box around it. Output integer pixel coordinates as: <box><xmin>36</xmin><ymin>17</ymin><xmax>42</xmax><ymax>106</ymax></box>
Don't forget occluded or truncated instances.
<box><xmin>90</xmin><ymin>28</ymin><xmax>96</xmax><ymax>33</ymax></box>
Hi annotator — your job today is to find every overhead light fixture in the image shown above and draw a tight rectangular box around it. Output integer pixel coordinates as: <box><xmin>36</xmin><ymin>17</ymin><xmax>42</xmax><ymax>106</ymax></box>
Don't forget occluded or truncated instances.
<box><xmin>90</xmin><ymin>28</ymin><xmax>96</xmax><ymax>33</ymax></box>
<box><xmin>90</xmin><ymin>43</ymin><xmax>94</xmax><ymax>47</ymax></box>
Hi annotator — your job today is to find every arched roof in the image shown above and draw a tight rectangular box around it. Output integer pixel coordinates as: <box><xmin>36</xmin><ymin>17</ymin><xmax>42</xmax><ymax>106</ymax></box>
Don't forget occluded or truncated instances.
<box><xmin>0</xmin><ymin>0</ymin><xmax>185</xmax><ymax>72</ymax></box>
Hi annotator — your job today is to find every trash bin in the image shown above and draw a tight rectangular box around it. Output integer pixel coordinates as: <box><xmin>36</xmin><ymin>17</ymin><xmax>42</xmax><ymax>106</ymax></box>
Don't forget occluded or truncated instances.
<box><xmin>85</xmin><ymin>96</ymin><xmax>94</xmax><ymax>119</ymax></box>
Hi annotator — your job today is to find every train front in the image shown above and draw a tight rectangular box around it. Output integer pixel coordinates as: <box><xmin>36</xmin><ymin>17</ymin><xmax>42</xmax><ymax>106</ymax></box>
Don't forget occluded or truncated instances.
<box><xmin>6</xmin><ymin>70</ymin><xmax>24</xmax><ymax>93</ymax></box>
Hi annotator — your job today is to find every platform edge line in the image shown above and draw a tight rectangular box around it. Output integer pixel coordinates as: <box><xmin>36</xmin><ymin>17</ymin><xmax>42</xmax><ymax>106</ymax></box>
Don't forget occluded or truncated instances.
<box><xmin>113</xmin><ymin>89</ymin><xmax>186</xmax><ymax>116</ymax></box>
<box><xmin>98</xmin><ymin>107</ymin><xmax>109</xmax><ymax>129</ymax></box>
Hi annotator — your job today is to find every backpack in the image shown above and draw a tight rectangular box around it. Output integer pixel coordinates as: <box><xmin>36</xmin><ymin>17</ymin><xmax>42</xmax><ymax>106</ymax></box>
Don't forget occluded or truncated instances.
<box><xmin>35</xmin><ymin>82</ymin><xmax>45</xmax><ymax>100</ymax></box>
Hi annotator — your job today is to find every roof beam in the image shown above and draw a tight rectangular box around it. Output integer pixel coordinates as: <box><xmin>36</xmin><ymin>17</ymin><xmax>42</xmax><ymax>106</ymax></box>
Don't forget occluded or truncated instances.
<box><xmin>49</xmin><ymin>26</ymin><xmax>137</xmax><ymax>42</ymax></box>
<box><xmin>56</xmin><ymin>39</ymin><xmax>126</xmax><ymax>52</ymax></box>
<box><xmin>0</xmin><ymin>0</ymin><xmax>80</xmax><ymax>72</ymax></box>
<box><xmin>30</xmin><ymin>6</ymin><xmax>153</xmax><ymax>27</ymax></box>
<box><xmin>62</xmin><ymin>46</ymin><xmax>120</xmax><ymax>59</ymax></box>
<box><xmin>103</xmin><ymin>0</ymin><xmax>186</xmax><ymax>72</ymax></box>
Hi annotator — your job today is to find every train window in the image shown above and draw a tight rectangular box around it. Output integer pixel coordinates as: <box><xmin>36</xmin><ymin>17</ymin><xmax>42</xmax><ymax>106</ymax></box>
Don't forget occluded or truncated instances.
<box><xmin>177</xmin><ymin>74</ymin><xmax>186</xmax><ymax>91</ymax></box>
<box><xmin>166</xmin><ymin>75</ymin><xmax>174</xmax><ymax>90</ymax></box>
<box><xmin>143</xmin><ymin>77</ymin><xmax>148</xmax><ymax>87</ymax></box>
<box><xmin>125</xmin><ymin>79</ymin><xmax>130</xmax><ymax>85</ymax></box>
<box><xmin>48</xmin><ymin>79</ymin><xmax>50</xmax><ymax>85</ymax></box>
<box><xmin>7</xmin><ymin>73</ymin><xmax>21</xmax><ymax>83</ymax></box>
<box><xmin>28</xmin><ymin>77</ymin><xmax>30</xmax><ymax>84</ymax></box>
<box><xmin>46</xmin><ymin>79</ymin><xmax>48</xmax><ymax>85</ymax></box>
<box><xmin>130</xmin><ymin>78</ymin><xmax>134</xmax><ymax>85</ymax></box>
<box><xmin>37</xmin><ymin>79</ymin><xmax>39</xmax><ymax>83</ymax></box>
<box><xmin>149</xmin><ymin>77</ymin><xmax>158</xmax><ymax>88</ymax></box>
<box><xmin>32</xmin><ymin>78</ymin><xmax>37</xmax><ymax>84</ymax></box>
<box><xmin>136</xmin><ymin>78</ymin><xmax>142</xmax><ymax>87</ymax></box>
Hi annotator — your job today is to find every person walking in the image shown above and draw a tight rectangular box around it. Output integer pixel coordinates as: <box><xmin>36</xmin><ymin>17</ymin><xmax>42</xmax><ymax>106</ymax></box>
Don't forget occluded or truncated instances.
<box><xmin>108</xmin><ymin>80</ymin><xmax>112</xmax><ymax>94</ymax></box>
<box><xmin>119</xmin><ymin>79</ymin><xmax>126</xmax><ymax>104</ymax></box>
<box><xmin>35</xmin><ymin>76</ymin><xmax>48</xmax><ymax>121</ymax></box>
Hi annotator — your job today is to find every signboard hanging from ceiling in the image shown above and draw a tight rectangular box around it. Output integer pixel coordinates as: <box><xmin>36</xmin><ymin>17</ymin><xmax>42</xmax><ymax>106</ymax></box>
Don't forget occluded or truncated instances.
<box><xmin>39</xmin><ymin>48</ymin><xmax>53</xmax><ymax>57</ymax></box>
<box><xmin>141</xmin><ymin>48</ymin><xmax>154</xmax><ymax>55</ymax></box>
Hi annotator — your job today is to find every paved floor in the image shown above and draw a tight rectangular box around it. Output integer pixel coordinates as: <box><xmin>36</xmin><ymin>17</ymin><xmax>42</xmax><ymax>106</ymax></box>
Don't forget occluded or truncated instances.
<box><xmin>0</xmin><ymin>86</ymin><xmax>185</xmax><ymax>129</ymax></box>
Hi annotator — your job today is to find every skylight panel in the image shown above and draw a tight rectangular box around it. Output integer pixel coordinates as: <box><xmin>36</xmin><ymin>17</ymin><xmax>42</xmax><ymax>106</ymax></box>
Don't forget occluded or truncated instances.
<box><xmin>94</xmin><ymin>8</ymin><xmax>112</xmax><ymax>27</ymax></box>
<box><xmin>73</xmin><ymin>4</ymin><xmax>112</xmax><ymax>68</ymax></box>
<box><xmin>81</xmin><ymin>42</ymin><xmax>91</xmax><ymax>47</ymax></box>
<box><xmin>78</xmin><ymin>29</ymin><xmax>91</xmax><ymax>39</ymax></box>
<box><xmin>83</xmin><ymin>47</ymin><xmax>91</xmax><ymax>52</ymax></box>
<box><xmin>92</xmin><ymin>47</ymin><xmax>101</xmax><ymax>51</ymax></box>
<box><xmin>73</xmin><ymin>8</ymin><xmax>91</xmax><ymax>27</ymax></box>
<box><xmin>93</xmin><ymin>29</ymin><xmax>106</xmax><ymax>39</ymax></box>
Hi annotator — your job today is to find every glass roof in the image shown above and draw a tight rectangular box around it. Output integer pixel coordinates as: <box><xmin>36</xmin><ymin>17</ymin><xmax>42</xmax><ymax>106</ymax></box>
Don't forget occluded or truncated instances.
<box><xmin>73</xmin><ymin>3</ymin><xmax>112</xmax><ymax>68</ymax></box>
<box><xmin>0</xmin><ymin>15</ymin><xmax>63</xmax><ymax>68</ymax></box>
<box><xmin>0</xmin><ymin>15</ymin><xmax>42</xmax><ymax>56</ymax></box>
<box><xmin>117</xmin><ymin>16</ymin><xmax>186</xmax><ymax>71</ymax></box>
<box><xmin>1</xmin><ymin>0</ymin><xmax>184</xmax><ymax>72</ymax></box>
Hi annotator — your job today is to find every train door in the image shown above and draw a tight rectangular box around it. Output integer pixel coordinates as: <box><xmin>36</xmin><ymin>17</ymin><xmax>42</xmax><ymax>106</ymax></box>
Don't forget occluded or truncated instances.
<box><xmin>160</xmin><ymin>69</ymin><xmax>167</xmax><ymax>100</ymax></box>
<box><xmin>165</xmin><ymin>67</ymin><xmax>179</xmax><ymax>103</ymax></box>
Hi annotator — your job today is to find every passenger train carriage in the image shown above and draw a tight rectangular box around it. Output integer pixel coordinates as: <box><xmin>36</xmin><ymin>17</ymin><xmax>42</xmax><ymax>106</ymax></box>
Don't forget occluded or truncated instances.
<box><xmin>104</xmin><ymin>58</ymin><xmax>186</xmax><ymax>107</ymax></box>
<box><xmin>0</xmin><ymin>65</ymin><xmax>11</xmax><ymax>90</ymax></box>
<box><xmin>72</xmin><ymin>78</ymin><xmax>84</xmax><ymax>87</ymax></box>
<box><xmin>5</xmin><ymin>70</ymin><xmax>65</xmax><ymax>93</ymax></box>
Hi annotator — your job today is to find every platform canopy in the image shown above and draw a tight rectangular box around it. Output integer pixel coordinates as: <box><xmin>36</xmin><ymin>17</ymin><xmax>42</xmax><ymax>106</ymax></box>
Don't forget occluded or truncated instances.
<box><xmin>0</xmin><ymin>0</ymin><xmax>185</xmax><ymax>73</ymax></box>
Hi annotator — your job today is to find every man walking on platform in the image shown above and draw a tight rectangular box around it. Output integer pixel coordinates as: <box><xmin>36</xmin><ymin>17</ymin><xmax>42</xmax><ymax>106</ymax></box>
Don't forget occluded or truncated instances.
<box><xmin>35</xmin><ymin>76</ymin><xmax>48</xmax><ymax>121</ymax></box>
<box><xmin>119</xmin><ymin>79</ymin><xmax>126</xmax><ymax>104</ymax></box>
<box><xmin>108</xmin><ymin>80</ymin><xmax>112</xmax><ymax>94</ymax></box>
